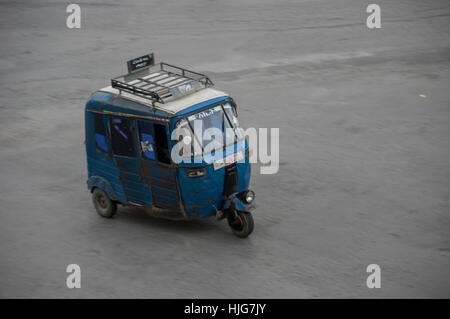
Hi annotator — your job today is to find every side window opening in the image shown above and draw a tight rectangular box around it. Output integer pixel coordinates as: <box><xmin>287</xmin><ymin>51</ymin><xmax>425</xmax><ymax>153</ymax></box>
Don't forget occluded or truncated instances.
<box><xmin>94</xmin><ymin>113</ymin><xmax>108</xmax><ymax>152</ymax></box>
<box><xmin>109</xmin><ymin>118</ymin><xmax>136</xmax><ymax>157</ymax></box>
<box><xmin>154</xmin><ymin>124</ymin><xmax>170</xmax><ymax>164</ymax></box>
<box><xmin>138</xmin><ymin>120</ymin><xmax>156</xmax><ymax>161</ymax></box>
<box><xmin>138</xmin><ymin>121</ymin><xmax>170</xmax><ymax>164</ymax></box>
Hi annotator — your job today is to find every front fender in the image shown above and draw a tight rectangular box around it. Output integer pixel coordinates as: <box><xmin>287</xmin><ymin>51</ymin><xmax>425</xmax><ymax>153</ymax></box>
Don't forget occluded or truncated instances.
<box><xmin>222</xmin><ymin>191</ymin><xmax>256</xmax><ymax>212</ymax></box>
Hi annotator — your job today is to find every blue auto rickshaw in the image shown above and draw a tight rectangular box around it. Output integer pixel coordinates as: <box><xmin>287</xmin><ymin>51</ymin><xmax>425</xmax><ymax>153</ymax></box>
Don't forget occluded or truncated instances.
<box><xmin>84</xmin><ymin>53</ymin><xmax>255</xmax><ymax>237</ymax></box>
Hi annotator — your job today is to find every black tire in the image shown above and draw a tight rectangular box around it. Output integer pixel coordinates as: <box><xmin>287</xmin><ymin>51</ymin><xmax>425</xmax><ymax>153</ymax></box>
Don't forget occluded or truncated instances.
<box><xmin>92</xmin><ymin>188</ymin><xmax>117</xmax><ymax>218</ymax></box>
<box><xmin>227</xmin><ymin>211</ymin><xmax>254</xmax><ymax>238</ymax></box>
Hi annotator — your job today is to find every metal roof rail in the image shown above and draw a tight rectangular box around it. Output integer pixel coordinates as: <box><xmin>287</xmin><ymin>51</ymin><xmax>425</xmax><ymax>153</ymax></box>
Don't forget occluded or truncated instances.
<box><xmin>111</xmin><ymin>54</ymin><xmax>214</xmax><ymax>105</ymax></box>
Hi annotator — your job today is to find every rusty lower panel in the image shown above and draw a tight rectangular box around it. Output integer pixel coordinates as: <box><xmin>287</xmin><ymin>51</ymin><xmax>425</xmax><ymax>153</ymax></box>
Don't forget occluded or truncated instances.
<box><xmin>140</xmin><ymin>162</ymin><xmax>187</xmax><ymax>218</ymax></box>
<box><xmin>144</xmin><ymin>205</ymin><xmax>190</xmax><ymax>221</ymax></box>
<box><xmin>183</xmin><ymin>197</ymin><xmax>216</xmax><ymax>217</ymax></box>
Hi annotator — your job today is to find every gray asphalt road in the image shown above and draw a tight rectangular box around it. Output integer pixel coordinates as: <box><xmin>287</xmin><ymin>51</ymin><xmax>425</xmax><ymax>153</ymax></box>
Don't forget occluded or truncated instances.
<box><xmin>1</xmin><ymin>0</ymin><xmax>449</xmax><ymax>298</ymax></box>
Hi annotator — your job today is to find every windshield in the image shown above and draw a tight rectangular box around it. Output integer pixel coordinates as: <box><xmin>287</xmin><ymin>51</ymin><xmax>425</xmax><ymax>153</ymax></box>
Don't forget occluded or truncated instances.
<box><xmin>176</xmin><ymin>102</ymin><xmax>242</xmax><ymax>156</ymax></box>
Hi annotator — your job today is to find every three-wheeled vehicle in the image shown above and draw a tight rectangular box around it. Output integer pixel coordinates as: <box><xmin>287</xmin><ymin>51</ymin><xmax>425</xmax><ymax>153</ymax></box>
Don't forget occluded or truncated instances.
<box><xmin>85</xmin><ymin>53</ymin><xmax>255</xmax><ymax>237</ymax></box>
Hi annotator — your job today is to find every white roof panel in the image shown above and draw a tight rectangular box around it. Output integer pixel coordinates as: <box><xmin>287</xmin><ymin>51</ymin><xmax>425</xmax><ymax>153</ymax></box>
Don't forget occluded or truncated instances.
<box><xmin>99</xmin><ymin>86</ymin><xmax>229</xmax><ymax>115</ymax></box>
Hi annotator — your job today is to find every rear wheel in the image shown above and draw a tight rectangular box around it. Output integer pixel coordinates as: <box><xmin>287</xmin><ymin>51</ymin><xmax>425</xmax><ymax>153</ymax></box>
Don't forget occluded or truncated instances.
<box><xmin>227</xmin><ymin>211</ymin><xmax>254</xmax><ymax>238</ymax></box>
<box><xmin>92</xmin><ymin>188</ymin><xmax>117</xmax><ymax>218</ymax></box>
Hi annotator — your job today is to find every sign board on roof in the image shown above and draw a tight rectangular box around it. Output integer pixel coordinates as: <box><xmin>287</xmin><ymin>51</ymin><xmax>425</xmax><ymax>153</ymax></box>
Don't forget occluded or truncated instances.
<box><xmin>127</xmin><ymin>53</ymin><xmax>155</xmax><ymax>73</ymax></box>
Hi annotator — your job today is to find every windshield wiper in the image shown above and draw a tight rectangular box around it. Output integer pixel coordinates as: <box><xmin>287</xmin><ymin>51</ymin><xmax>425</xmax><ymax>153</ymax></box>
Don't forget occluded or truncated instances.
<box><xmin>187</xmin><ymin>120</ymin><xmax>205</xmax><ymax>155</ymax></box>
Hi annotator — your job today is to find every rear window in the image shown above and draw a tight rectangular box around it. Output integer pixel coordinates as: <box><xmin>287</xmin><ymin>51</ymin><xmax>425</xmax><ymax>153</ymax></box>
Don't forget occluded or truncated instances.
<box><xmin>93</xmin><ymin>113</ymin><xmax>108</xmax><ymax>152</ymax></box>
<box><xmin>109</xmin><ymin>118</ymin><xmax>136</xmax><ymax>157</ymax></box>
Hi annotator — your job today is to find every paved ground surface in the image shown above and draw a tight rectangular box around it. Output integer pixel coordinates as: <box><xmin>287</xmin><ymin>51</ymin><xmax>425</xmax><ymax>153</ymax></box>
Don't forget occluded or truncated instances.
<box><xmin>0</xmin><ymin>0</ymin><xmax>449</xmax><ymax>298</ymax></box>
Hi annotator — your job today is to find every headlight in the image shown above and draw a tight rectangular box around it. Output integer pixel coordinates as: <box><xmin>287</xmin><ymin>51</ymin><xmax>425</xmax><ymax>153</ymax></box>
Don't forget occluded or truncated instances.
<box><xmin>186</xmin><ymin>167</ymin><xmax>207</xmax><ymax>178</ymax></box>
<box><xmin>244</xmin><ymin>190</ymin><xmax>255</xmax><ymax>203</ymax></box>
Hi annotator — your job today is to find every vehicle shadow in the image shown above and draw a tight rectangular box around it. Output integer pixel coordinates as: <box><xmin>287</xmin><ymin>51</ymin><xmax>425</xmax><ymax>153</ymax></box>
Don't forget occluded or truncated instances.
<box><xmin>113</xmin><ymin>205</ymin><xmax>225</xmax><ymax>235</ymax></box>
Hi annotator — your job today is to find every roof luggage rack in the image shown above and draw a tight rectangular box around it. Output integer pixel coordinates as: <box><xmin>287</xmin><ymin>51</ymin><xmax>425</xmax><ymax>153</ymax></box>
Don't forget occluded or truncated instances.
<box><xmin>111</xmin><ymin>53</ymin><xmax>214</xmax><ymax>105</ymax></box>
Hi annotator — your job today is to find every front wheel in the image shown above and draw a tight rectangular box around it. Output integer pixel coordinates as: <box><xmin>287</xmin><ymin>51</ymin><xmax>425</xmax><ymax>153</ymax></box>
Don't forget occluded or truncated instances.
<box><xmin>92</xmin><ymin>188</ymin><xmax>117</xmax><ymax>218</ymax></box>
<box><xmin>227</xmin><ymin>211</ymin><xmax>254</xmax><ymax>238</ymax></box>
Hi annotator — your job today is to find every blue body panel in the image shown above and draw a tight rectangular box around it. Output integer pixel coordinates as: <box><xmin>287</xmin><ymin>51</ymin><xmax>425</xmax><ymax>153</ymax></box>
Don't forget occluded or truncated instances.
<box><xmin>85</xmin><ymin>90</ymin><xmax>252</xmax><ymax>219</ymax></box>
<box><xmin>175</xmin><ymin>139</ymin><xmax>251</xmax><ymax>218</ymax></box>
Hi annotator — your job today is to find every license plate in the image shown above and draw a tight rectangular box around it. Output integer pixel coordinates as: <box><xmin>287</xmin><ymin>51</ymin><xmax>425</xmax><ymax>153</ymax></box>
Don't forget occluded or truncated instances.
<box><xmin>213</xmin><ymin>151</ymin><xmax>244</xmax><ymax>170</ymax></box>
